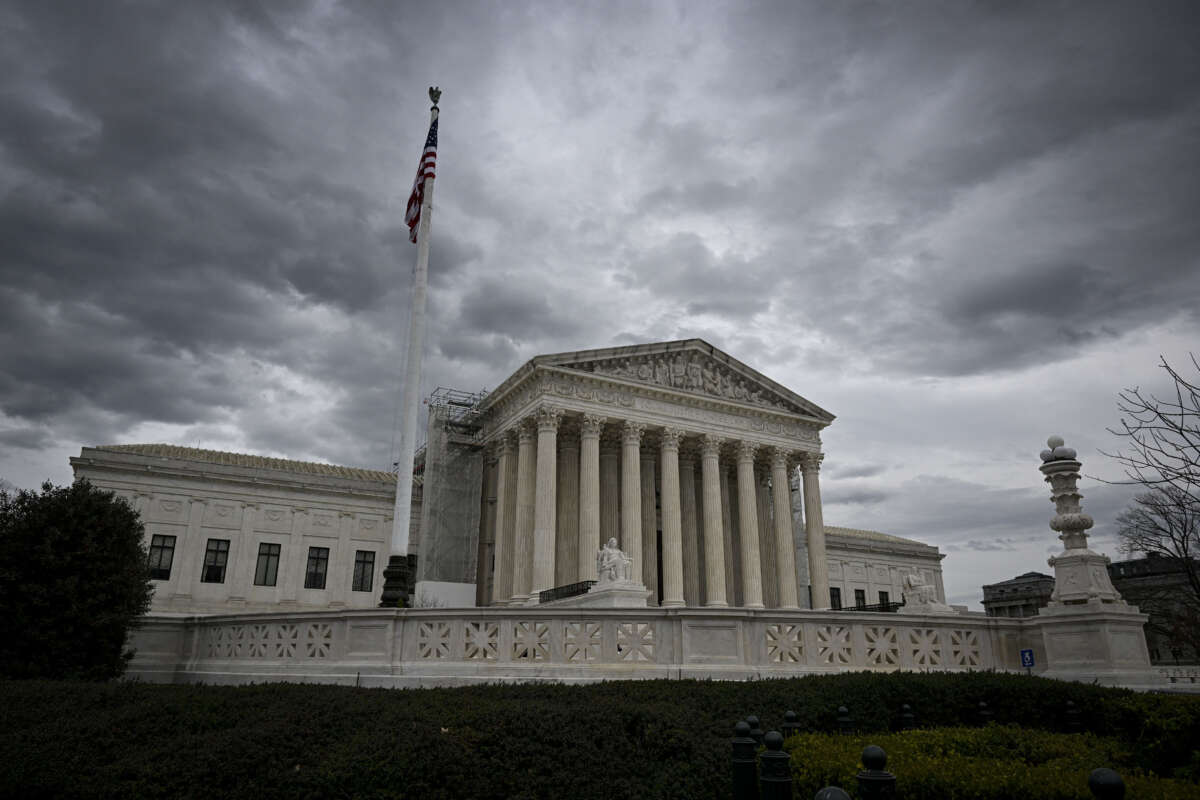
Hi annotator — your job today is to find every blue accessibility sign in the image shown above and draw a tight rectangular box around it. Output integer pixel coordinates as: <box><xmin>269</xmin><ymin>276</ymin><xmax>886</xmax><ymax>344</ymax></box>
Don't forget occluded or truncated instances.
<box><xmin>1020</xmin><ymin>648</ymin><xmax>1035</xmax><ymax>668</ymax></box>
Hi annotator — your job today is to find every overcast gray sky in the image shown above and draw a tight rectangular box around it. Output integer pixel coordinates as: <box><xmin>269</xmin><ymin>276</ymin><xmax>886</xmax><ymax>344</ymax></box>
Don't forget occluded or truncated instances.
<box><xmin>3</xmin><ymin>1</ymin><xmax>1198</xmax><ymax>608</ymax></box>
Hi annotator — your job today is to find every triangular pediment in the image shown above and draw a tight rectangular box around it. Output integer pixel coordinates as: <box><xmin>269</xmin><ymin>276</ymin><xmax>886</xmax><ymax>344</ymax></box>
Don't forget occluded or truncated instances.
<box><xmin>531</xmin><ymin>339</ymin><xmax>834</xmax><ymax>423</ymax></box>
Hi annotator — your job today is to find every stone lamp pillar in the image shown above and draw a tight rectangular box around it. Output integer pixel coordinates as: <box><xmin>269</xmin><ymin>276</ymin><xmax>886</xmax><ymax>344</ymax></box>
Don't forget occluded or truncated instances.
<box><xmin>1032</xmin><ymin>435</ymin><xmax>1163</xmax><ymax>688</ymax></box>
<box><xmin>1039</xmin><ymin>435</ymin><xmax>1124</xmax><ymax>607</ymax></box>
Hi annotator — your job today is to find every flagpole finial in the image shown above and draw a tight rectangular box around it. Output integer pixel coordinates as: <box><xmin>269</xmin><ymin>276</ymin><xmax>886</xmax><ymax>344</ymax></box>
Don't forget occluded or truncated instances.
<box><xmin>428</xmin><ymin>86</ymin><xmax>441</xmax><ymax>108</ymax></box>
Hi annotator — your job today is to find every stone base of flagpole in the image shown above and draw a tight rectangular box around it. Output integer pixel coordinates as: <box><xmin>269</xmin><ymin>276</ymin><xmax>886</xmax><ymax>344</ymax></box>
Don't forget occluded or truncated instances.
<box><xmin>379</xmin><ymin>554</ymin><xmax>415</xmax><ymax>608</ymax></box>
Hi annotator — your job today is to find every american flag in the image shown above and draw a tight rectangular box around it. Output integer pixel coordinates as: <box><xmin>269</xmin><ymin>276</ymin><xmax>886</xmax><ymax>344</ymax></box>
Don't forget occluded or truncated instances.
<box><xmin>405</xmin><ymin>117</ymin><xmax>438</xmax><ymax>243</ymax></box>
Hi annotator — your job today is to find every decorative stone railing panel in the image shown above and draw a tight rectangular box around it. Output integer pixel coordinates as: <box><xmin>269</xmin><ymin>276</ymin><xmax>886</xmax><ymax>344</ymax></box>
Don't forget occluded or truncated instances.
<box><xmin>128</xmin><ymin>607</ymin><xmax>1035</xmax><ymax>687</ymax></box>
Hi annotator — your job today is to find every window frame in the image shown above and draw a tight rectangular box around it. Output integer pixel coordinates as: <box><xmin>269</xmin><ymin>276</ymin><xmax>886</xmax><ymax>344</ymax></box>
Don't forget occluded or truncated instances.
<box><xmin>854</xmin><ymin>588</ymin><xmax>867</xmax><ymax>608</ymax></box>
<box><xmin>200</xmin><ymin>538</ymin><xmax>230</xmax><ymax>584</ymax></box>
<box><xmin>878</xmin><ymin>590</ymin><xmax>890</xmax><ymax>606</ymax></box>
<box><xmin>352</xmin><ymin>550</ymin><xmax>375</xmax><ymax>593</ymax></box>
<box><xmin>304</xmin><ymin>546</ymin><xmax>330</xmax><ymax>590</ymax></box>
<box><xmin>148</xmin><ymin>534</ymin><xmax>176</xmax><ymax>581</ymax></box>
<box><xmin>829</xmin><ymin>586</ymin><xmax>842</xmax><ymax>610</ymax></box>
<box><xmin>254</xmin><ymin>542</ymin><xmax>281</xmax><ymax>587</ymax></box>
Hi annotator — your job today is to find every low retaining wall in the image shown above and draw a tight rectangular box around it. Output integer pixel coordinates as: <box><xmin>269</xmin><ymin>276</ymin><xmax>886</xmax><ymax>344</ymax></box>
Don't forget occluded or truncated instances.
<box><xmin>128</xmin><ymin>607</ymin><xmax>1039</xmax><ymax>687</ymax></box>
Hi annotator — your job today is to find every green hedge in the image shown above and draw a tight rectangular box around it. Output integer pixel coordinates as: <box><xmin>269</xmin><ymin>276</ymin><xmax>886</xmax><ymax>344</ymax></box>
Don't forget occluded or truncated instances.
<box><xmin>787</xmin><ymin>726</ymin><xmax>1199</xmax><ymax>800</ymax></box>
<box><xmin>0</xmin><ymin>673</ymin><xmax>1197</xmax><ymax>799</ymax></box>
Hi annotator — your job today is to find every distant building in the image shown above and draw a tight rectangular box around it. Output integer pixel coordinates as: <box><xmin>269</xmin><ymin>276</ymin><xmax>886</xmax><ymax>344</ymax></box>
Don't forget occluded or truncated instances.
<box><xmin>981</xmin><ymin>571</ymin><xmax>1055</xmax><ymax>618</ymax></box>
<box><xmin>982</xmin><ymin>558</ymin><xmax>1197</xmax><ymax>665</ymax></box>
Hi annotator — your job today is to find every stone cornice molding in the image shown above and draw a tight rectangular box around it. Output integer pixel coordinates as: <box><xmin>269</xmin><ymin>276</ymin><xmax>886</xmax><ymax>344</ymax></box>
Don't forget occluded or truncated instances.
<box><xmin>480</xmin><ymin>365</ymin><xmax>827</xmax><ymax>449</ymax></box>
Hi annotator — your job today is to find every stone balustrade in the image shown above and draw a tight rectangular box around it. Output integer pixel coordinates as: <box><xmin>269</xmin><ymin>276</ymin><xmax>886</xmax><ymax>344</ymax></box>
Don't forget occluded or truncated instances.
<box><xmin>128</xmin><ymin>607</ymin><xmax>1035</xmax><ymax>688</ymax></box>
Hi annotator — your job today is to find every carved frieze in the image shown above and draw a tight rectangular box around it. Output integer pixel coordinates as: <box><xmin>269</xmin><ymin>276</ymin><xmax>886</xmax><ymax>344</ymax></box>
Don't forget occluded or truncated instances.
<box><xmin>569</xmin><ymin>351</ymin><xmax>795</xmax><ymax>413</ymax></box>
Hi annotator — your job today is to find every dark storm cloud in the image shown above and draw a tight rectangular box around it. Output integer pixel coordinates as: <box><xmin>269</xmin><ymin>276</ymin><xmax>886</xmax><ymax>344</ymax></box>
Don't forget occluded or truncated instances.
<box><xmin>824</xmin><ymin>487</ymin><xmax>891</xmax><ymax>506</ymax></box>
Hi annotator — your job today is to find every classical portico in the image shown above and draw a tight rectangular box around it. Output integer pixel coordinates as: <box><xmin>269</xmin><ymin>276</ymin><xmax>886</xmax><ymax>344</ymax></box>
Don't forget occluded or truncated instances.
<box><xmin>476</xmin><ymin>340</ymin><xmax>836</xmax><ymax>609</ymax></box>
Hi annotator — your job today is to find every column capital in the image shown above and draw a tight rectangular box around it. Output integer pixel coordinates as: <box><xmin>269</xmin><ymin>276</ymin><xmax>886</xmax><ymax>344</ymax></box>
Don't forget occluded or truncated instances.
<box><xmin>498</xmin><ymin>429</ymin><xmax>519</xmax><ymax>456</ymax></box>
<box><xmin>770</xmin><ymin>446</ymin><xmax>792</xmax><ymax>471</ymax></box>
<box><xmin>534</xmin><ymin>405</ymin><xmax>564</xmax><ymax>433</ymax></box>
<box><xmin>517</xmin><ymin>417</ymin><xmax>538</xmax><ymax>444</ymax></box>
<box><xmin>580</xmin><ymin>413</ymin><xmax>607</xmax><ymax>438</ymax></box>
<box><xmin>701</xmin><ymin>434</ymin><xmax>724</xmax><ymax>458</ymax></box>
<box><xmin>660</xmin><ymin>427</ymin><xmax>685</xmax><ymax>451</ymax></box>
<box><xmin>621</xmin><ymin>420</ymin><xmax>646</xmax><ymax>445</ymax></box>
<box><xmin>241</xmin><ymin>502</ymin><xmax>260</xmax><ymax>511</ymax></box>
<box><xmin>799</xmin><ymin>451</ymin><xmax>824</xmax><ymax>473</ymax></box>
<box><xmin>735</xmin><ymin>440</ymin><xmax>758</xmax><ymax>463</ymax></box>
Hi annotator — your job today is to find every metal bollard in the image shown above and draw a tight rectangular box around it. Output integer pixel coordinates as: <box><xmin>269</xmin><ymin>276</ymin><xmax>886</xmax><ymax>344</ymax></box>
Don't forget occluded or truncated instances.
<box><xmin>813</xmin><ymin>788</ymin><xmax>851</xmax><ymax>800</ymax></box>
<box><xmin>759</xmin><ymin>731</ymin><xmax>793</xmax><ymax>800</ymax></box>
<box><xmin>782</xmin><ymin>710</ymin><xmax>801</xmax><ymax>739</ymax></box>
<box><xmin>900</xmin><ymin>703</ymin><xmax>915</xmax><ymax>730</ymax></box>
<box><xmin>1066</xmin><ymin>700</ymin><xmax>1082</xmax><ymax>733</ymax></box>
<box><xmin>747</xmin><ymin>714</ymin><xmax>766</xmax><ymax>746</ymax></box>
<box><xmin>1088</xmin><ymin>768</ymin><xmax>1125</xmax><ymax>800</ymax></box>
<box><xmin>836</xmin><ymin>706</ymin><xmax>853</xmax><ymax>735</ymax></box>
<box><xmin>732</xmin><ymin>720</ymin><xmax>760</xmax><ymax>800</ymax></box>
<box><xmin>856</xmin><ymin>745</ymin><xmax>896</xmax><ymax>800</ymax></box>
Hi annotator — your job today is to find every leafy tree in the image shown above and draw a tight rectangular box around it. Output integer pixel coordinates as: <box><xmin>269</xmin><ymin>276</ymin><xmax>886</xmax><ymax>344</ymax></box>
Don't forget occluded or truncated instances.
<box><xmin>0</xmin><ymin>479</ymin><xmax>152</xmax><ymax>680</ymax></box>
<box><xmin>1106</xmin><ymin>355</ymin><xmax>1200</xmax><ymax>659</ymax></box>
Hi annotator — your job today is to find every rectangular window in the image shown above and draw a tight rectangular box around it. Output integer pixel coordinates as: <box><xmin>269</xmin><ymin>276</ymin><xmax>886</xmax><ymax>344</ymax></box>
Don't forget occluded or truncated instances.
<box><xmin>854</xmin><ymin>589</ymin><xmax>867</xmax><ymax>608</ymax></box>
<box><xmin>830</xmin><ymin>587</ymin><xmax>842</xmax><ymax>610</ymax></box>
<box><xmin>879</xmin><ymin>590</ymin><xmax>890</xmax><ymax>606</ymax></box>
<box><xmin>148</xmin><ymin>535</ymin><xmax>176</xmax><ymax>580</ymax></box>
<box><xmin>201</xmin><ymin>539</ymin><xmax>230</xmax><ymax>583</ymax></box>
<box><xmin>352</xmin><ymin>550</ymin><xmax>375</xmax><ymax>592</ymax></box>
<box><xmin>304</xmin><ymin>546</ymin><xmax>330</xmax><ymax>590</ymax></box>
<box><xmin>254</xmin><ymin>543</ymin><xmax>281</xmax><ymax>587</ymax></box>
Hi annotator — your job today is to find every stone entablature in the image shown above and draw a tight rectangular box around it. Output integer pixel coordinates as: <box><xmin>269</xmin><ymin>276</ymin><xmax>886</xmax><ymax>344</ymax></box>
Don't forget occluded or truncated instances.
<box><xmin>71</xmin><ymin>445</ymin><xmax>404</xmax><ymax>614</ymax></box>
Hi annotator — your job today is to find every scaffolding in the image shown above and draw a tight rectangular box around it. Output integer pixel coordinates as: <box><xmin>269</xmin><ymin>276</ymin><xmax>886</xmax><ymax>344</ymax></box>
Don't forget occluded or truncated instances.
<box><xmin>415</xmin><ymin>388</ymin><xmax>487</xmax><ymax>590</ymax></box>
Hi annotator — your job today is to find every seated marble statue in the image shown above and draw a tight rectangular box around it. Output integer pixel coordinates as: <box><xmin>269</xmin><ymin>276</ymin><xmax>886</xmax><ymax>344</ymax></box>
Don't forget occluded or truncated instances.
<box><xmin>902</xmin><ymin>571</ymin><xmax>939</xmax><ymax>606</ymax></box>
<box><xmin>596</xmin><ymin>537</ymin><xmax>633</xmax><ymax>584</ymax></box>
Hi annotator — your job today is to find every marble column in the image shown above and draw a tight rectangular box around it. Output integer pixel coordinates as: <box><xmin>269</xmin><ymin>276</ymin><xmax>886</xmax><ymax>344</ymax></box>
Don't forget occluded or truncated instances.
<box><xmin>659</xmin><ymin>427</ymin><xmax>685</xmax><ymax>607</ymax></box>
<box><xmin>770</xmin><ymin>448</ymin><xmax>800</xmax><ymax>609</ymax></box>
<box><xmin>531</xmin><ymin>406</ymin><xmax>563</xmax><ymax>599</ymax></box>
<box><xmin>720</xmin><ymin>465</ymin><xmax>740</xmax><ymax>606</ymax></box>
<box><xmin>577</xmin><ymin>414</ymin><xmax>605</xmax><ymax>582</ymax></box>
<box><xmin>700</xmin><ymin>434</ymin><xmax>727</xmax><ymax>607</ymax></box>
<box><xmin>492</xmin><ymin>434</ymin><xmax>517</xmax><ymax>605</ymax></box>
<box><xmin>511</xmin><ymin>419</ymin><xmax>537</xmax><ymax>603</ymax></box>
<box><xmin>679</xmin><ymin>453</ymin><xmax>700</xmax><ymax>606</ymax></box>
<box><xmin>757</xmin><ymin>467</ymin><xmax>777</xmax><ymax>608</ymax></box>
<box><xmin>801</xmin><ymin>452</ymin><xmax>830</xmax><ymax>610</ymax></box>
<box><xmin>599</xmin><ymin>434</ymin><xmax>620</xmax><ymax>548</ymax></box>
<box><xmin>640</xmin><ymin>448</ymin><xmax>658</xmax><ymax>601</ymax></box>
<box><xmin>476</xmin><ymin>453</ymin><xmax>499</xmax><ymax>606</ymax></box>
<box><xmin>620</xmin><ymin>421</ymin><xmax>646</xmax><ymax>583</ymax></box>
<box><xmin>555</xmin><ymin>432</ymin><xmax>580</xmax><ymax>587</ymax></box>
<box><xmin>736</xmin><ymin>442</ymin><xmax>764</xmax><ymax>609</ymax></box>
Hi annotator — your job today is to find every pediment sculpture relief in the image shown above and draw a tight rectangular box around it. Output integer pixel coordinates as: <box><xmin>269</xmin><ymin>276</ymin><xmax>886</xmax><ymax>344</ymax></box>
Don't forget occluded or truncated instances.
<box><xmin>565</xmin><ymin>352</ymin><xmax>796</xmax><ymax>413</ymax></box>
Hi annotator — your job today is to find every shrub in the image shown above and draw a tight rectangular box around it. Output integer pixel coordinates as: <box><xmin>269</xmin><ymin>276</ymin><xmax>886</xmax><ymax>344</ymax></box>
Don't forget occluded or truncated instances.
<box><xmin>0</xmin><ymin>480</ymin><xmax>152</xmax><ymax>680</ymax></box>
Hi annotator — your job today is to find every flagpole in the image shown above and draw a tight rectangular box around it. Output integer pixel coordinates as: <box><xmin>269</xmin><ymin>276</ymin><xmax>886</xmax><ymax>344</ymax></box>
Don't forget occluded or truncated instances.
<box><xmin>381</xmin><ymin>86</ymin><xmax>440</xmax><ymax>608</ymax></box>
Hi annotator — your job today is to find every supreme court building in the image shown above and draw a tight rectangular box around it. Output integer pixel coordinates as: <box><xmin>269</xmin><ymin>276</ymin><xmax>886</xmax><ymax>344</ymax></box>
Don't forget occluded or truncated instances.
<box><xmin>452</xmin><ymin>339</ymin><xmax>846</xmax><ymax>610</ymax></box>
<box><xmin>74</xmin><ymin>339</ymin><xmax>947</xmax><ymax>614</ymax></box>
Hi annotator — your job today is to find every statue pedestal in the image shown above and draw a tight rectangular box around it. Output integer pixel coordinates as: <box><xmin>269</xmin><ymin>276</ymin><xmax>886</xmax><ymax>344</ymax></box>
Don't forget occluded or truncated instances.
<box><xmin>1033</xmin><ymin>603</ymin><xmax>1165</xmax><ymax>689</ymax></box>
<box><xmin>569</xmin><ymin>580</ymin><xmax>649</xmax><ymax>608</ymax></box>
